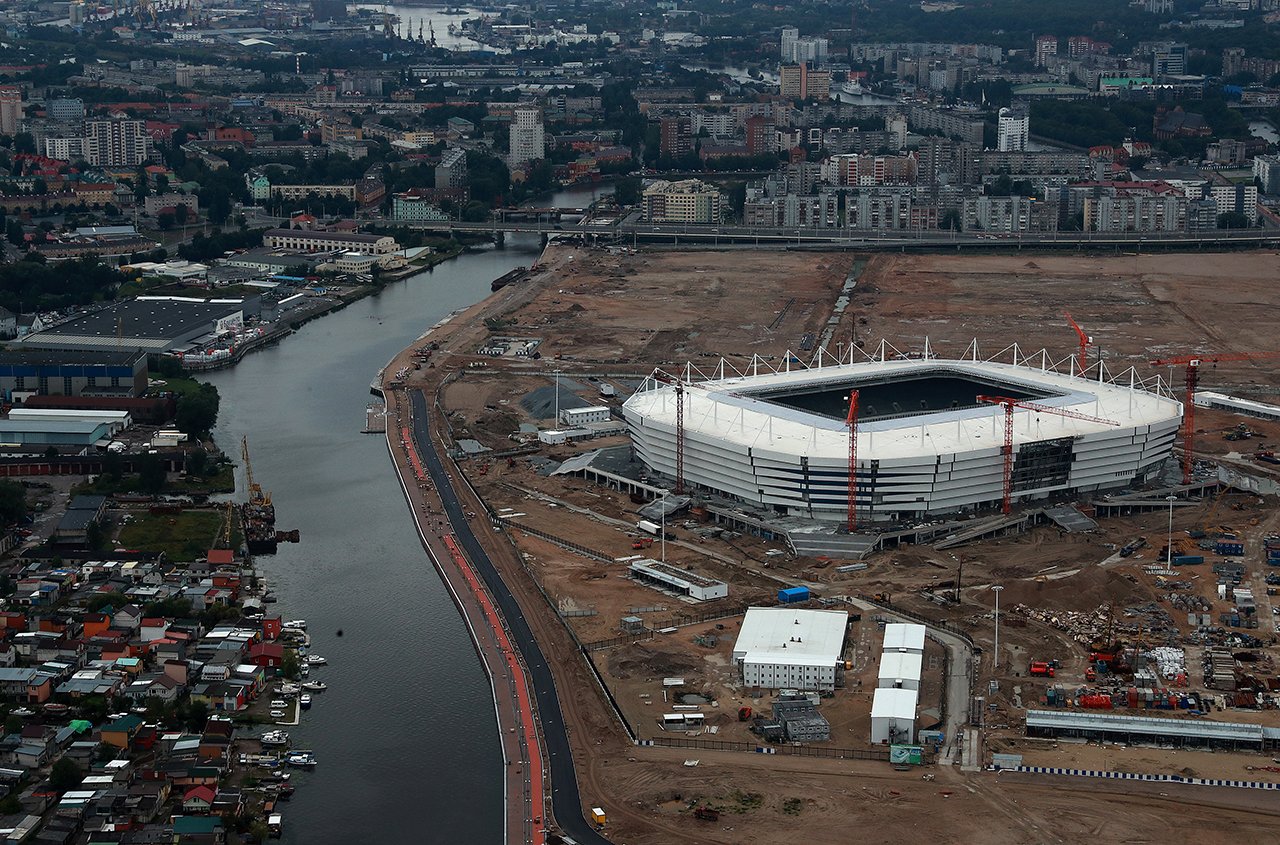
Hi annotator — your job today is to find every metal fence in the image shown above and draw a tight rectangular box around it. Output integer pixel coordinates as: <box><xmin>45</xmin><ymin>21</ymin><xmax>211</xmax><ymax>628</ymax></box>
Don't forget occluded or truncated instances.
<box><xmin>642</xmin><ymin>735</ymin><xmax>891</xmax><ymax>761</ymax></box>
<box><xmin>506</xmin><ymin>520</ymin><xmax>616</xmax><ymax>563</ymax></box>
<box><xmin>582</xmin><ymin>631</ymin><xmax>656</xmax><ymax>651</ymax></box>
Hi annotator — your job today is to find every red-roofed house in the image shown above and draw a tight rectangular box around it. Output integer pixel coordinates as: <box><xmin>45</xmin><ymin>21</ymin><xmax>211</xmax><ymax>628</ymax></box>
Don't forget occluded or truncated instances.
<box><xmin>183</xmin><ymin>785</ymin><xmax>216</xmax><ymax>814</ymax></box>
<box><xmin>247</xmin><ymin>642</ymin><xmax>283</xmax><ymax>670</ymax></box>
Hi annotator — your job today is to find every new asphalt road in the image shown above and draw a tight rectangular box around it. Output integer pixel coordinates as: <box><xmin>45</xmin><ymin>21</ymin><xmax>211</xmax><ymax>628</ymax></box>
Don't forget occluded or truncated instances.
<box><xmin>410</xmin><ymin>390</ymin><xmax>610</xmax><ymax>845</ymax></box>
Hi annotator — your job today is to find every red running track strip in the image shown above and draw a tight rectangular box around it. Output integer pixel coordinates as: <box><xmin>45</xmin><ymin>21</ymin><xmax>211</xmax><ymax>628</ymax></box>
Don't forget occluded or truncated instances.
<box><xmin>443</xmin><ymin>533</ymin><xmax>546</xmax><ymax>845</ymax></box>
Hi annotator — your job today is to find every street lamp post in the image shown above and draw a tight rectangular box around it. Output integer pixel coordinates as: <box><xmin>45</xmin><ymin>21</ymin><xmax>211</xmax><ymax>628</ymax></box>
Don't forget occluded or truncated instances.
<box><xmin>1166</xmin><ymin>494</ymin><xmax>1178</xmax><ymax>567</ymax></box>
<box><xmin>992</xmin><ymin>585</ymin><xmax>1004</xmax><ymax>671</ymax></box>
<box><xmin>552</xmin><ymin>368</ymin><xmax>561</xmax><ymax>427</ymax></box>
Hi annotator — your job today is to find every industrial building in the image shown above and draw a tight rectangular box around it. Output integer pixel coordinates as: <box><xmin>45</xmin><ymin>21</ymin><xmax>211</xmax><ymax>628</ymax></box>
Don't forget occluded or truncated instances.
<box><xmin>1193</xmin><ymin>391</ymin><xmax>1280</xmax><ymax>422</ymax></box>
<box><xmin>262</xmin><ymin>229</ymin><xmax>399</xmax><ymax>255</ymax></box>
<box><xmin>627</xmin><ymin>559</ymin><xmax>728</xmax><ymax>602</ymax></box>
<box><xmin>883</xmin><ymin>623</ymin><xmax>927</xmax><ymax>655</ymax></box>
<box><xmin>1025</xmin><ymin>709</ymin><xmax>1267</xmax><ymax>750</ymax></box>
<box><xmin>772</xmin><ymin>695</ymin><xmax>831</xmax><ymax>742</ymax></box>
<box><xmin>622</xmin><ymin>352</ymin><xmax>1181</xmax><ymax>522</ymax></box>
<box><xmin>732</xmin><ymin>607</ymin><xmax>848</xmax><ymax>691</ymax></box>
<box><xmin>870</xmin><ymin>687</ymin><xmax>918</xmax><ymax>744</ymax></box>
<box><xmin>877</xmin><ymin>651</ymin><xmax>923</xmax><ymax>691</ymax></box>
<box><xmin>19</xmin><ymin>298</ymin><xmax>251</xmax><ymax>356</ymax></box>
<box><xmin>560</xmin><ymin>406</ymin><xmax>611</xmax><ymax>426</ymax></box>
<box><xmin>0</xmin><ymin>420</ymin><xmax>115</xmax><ymax>448</ymax></box>
<box><xmin>0</xmin><ymin>348</ymin><xmax>148</xmax><ymax>400</ymax></box>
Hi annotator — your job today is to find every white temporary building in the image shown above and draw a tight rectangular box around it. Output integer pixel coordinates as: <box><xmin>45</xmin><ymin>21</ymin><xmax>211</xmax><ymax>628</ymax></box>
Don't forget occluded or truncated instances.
<box><xmin>877</xmin><ymin>651</ymin><xmax>922</xmax><ymax>691</ymax></box>
<box><xmin>882</xmin><ymin>623</ymin><xmax>926</xmax><ymax>655</ymax></box>
<box><xmin>733</xmin><ymin>607</ymin><xmax>848</xmax><ymax>691</ymax></box>
<box><xmin>871</xmin><ymin>687</ymin><xmax>918</xmax><ymax>744</ymax></box>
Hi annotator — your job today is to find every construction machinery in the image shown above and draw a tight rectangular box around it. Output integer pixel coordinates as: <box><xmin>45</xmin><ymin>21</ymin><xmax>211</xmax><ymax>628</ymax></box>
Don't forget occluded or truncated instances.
<box><xmin>845</xmin><ymin>390</ymin><xmax>859</xmax><ymax>533</ymax></box>
<box><xmin>1149</xmin><ymin>351</ymin><xmax>1280</xmax><ymax>484</ymax></box>
<box><xmin>976</xmin><ymin>395</ymin><xmax>1120</xmax><ymax>514</ymax></box>
<box><xmin>1029</xmin><ymin>661</ymin><xmax>1056</xmax><ymax>678</ymax></box>
<box><xmin>693</xmin><ymin>807</ymin><xmax>720</xmax><ymax>822</ymax></box>
<box><xmin>737</xmin><ymin>706</ymin><xmax>753</xmax><ymax>721</ymax></box>
<box><xmin>1064</xmin><ymin>312</ymin><xmax>1091</xmax><ymax>372</ymax></box>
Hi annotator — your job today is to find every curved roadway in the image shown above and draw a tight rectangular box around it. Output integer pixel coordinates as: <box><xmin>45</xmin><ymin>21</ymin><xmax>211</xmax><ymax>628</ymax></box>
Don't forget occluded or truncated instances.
<box><xmin>409</xmin><ymin>390</ymin><xmax>610</xmax><ymax>845</ymax></box>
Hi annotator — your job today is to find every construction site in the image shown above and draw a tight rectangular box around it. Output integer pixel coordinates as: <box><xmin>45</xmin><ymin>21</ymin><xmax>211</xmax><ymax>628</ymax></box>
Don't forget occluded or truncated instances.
<box><xmin>397</xmin><ymin>244</ymin><xmax>1280</xmax><ymax>843</ymax></box>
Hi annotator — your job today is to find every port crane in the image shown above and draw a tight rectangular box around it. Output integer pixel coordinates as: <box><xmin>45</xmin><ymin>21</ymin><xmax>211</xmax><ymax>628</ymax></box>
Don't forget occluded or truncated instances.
<box><xmin>976</xmin><ymin>395</ymin><xmax>1120</xmax><ymax>514</ymax></box>
<box><xmin>1149</xmin><ymin>351</ymin><xmax>1280</xmax><ymax>484</ymax></box>
<box><xmin>241</xmin><ymin>436</ymin><xmax>271</xmax><ymax>507</ymax></box>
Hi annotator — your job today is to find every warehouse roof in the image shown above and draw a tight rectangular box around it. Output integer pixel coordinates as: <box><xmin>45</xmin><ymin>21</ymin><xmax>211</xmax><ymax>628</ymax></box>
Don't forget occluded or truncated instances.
<box><xmin>871</xmin><ymin>687</ymin><xmax>918</xmax><ymax>719</ymax></box>
<box><xmin>0</xmin><ymin>347</ymin><xmax>144</xmax><ymax>367</ymax></box>
<box><xmin>1025</xmin><ymin>709</ymin><xmax>1264</xmax><ymax>742</ymax></box>
<box><xmin>732</xmin><ymin>607</ymin><xmax>848</xmax><ymax>664</ymax></box>
<box><xmin>882</xmin><ymin>623</ymin><xmax>926</xmax><ymax>652</ymax></box>
<box><xmin>20</xmin><ymin>299</ymin><xmax>244</xmax><ymax>350</ymax></box>
<box><xmin>877</xmin><ymin>651</ymin><xmax>923</xmax><ymax>681</ymax></box>
<box><xmin>264</xmin><ymin>228</ymin><xmax>387</xmax><ymax>243</ymax></box>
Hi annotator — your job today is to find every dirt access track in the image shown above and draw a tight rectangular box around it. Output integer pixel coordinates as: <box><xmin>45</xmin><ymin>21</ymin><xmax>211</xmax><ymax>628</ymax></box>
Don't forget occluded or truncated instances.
<box><xmin>403</xmin><ymin>245</ymin><xmax>1280</xmax><ymax>844</ymax></box>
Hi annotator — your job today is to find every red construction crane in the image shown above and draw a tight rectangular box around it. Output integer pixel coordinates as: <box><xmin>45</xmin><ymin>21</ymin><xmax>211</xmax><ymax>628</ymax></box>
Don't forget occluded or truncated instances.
<box><xmin>846</xmin><ymin>390</ymin><xmax>859</xmax><ymax>533</ymax></box>
<box><xmin>977</xmin><ymin>395</ymin><xmax>1120</xmax><ymax>515</ymax></box>
<box><xmin>653</xmin><ymin>371</ymin><xmax>687</xmax><ymax>494</ymax></box>
<box><xmin>1064</xmin><ymin>312</ymin><xmax>1091</xmax><ymax>372</ymax></box>
<box><xmin>1149</xmin><ymin>351</ymin><xmax>1280</xmax><ymax>484</ymax></box>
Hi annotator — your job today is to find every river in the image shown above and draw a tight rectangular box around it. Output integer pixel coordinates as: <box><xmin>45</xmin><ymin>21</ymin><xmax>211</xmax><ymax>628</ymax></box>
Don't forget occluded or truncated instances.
<box><xmin>204</xmin><ymin>184</ymin><xmax>607</xmax><ymax>843</ymax></box>
<box><xmin>206</xmin><ymin>238</ymin><xmax>539</xmax><ymax>843</ymax></box>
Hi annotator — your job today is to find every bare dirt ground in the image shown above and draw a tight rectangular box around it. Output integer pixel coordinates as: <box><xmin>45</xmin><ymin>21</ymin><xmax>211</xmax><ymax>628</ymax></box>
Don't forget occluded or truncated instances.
<box><xmin>851</xmin><ymin>251</ymin><xmax>1280</xmax><ymax>395</ymax></box>
<box><xmin>396</xmin><ymin>245</ymin><xmax>1280</xmax><ymax>843</ymax></box>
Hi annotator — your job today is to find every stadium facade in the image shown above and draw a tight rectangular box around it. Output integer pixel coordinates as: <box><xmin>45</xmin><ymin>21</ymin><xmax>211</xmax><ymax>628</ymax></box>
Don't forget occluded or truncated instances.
<box><xmin>622</xmin><ymin>345</ymin><xmax>1182</xmax><ymax>523</ymax></box>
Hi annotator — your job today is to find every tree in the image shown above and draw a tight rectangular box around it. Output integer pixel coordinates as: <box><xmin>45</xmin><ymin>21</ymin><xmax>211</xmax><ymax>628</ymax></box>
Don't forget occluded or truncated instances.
<box><xmin>5</xmin><ymin>221</ymin><xmax>22</xmax><ymax>247</ymax></box>
<box><xmin>86</xmin><ymin>591</ymin><xmax>128</xmax><ymax>612</ymax></box>
<box><xmin>157</xmin><ymin>211</ymin><xmax>176</xmax><ymax>231</ymax></box>
<box><xmin>102</xmin><ymin>451</ymin><xmax>124</xmax><ymax>482</ymax></box>
<box><xmin>184</xmin><ymin>700</ymin><xmax>209</xmax><ymax>732</ymax></box>
<box><xmin>1218</xmin><ymin>211</ymin><xmax>1250</xmax><ymax>229</ymax></box>
<box><xmin>281</xmin><ymin>649</ymin><xmax>300</xmax><ymax>681</ymax></box>
<box><xmin>86</xmin><ymin>519</ymin><xmax>107</xmax><ymax>551</ymax></box>
<box><xmin>613</xmin><ymin>176</ymin><xmax>642</xmax><ymax>206</ymax></box>
<box><xmin>174</xmin><ymin>204</ymin><xmax>189</xmax><ymax>225</ymax></box>
<box><xmin>4</xmin><ymin>714</ymin><xmax>22</xmax><ymax>734</ymax></box>
<box><xmin>13</xmin><ymin>133</ymin><xmax>34</xmax><ymax>155</ymax></box>
<box><xmin>185</xmin><ymin>448</ymin><xmax>208</xmax><ymax>477</ymax></box>
<box><xmin>137</xmin><ymin>453</ymin><xmax>167</xmax><ymax>495</ymax></box>
<box><xmin>175</xmin><ymin>382</ymin><xmax>220</xmax><ymax>438</ymax></box>
<box><xmin>0</xmin><ymin>481</ymin><xmax>24</xmax><ymax>526</ymax></box>
<box><xmin>939</xmin><ymin>208</ymin><xmax>962</xmax><ymax>231</ymax></box>
<box><xmin>49</xmin><ymin>758</ymin><xmax>82</xmax><ymax>792</ymax></box>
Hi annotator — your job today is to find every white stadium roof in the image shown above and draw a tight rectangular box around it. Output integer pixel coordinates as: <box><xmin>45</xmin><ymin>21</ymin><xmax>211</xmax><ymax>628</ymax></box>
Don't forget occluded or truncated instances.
<box><xmin>624</xmin><ymin>355</ymin><xmax>1181</xmax><ymax>463</ymax></box>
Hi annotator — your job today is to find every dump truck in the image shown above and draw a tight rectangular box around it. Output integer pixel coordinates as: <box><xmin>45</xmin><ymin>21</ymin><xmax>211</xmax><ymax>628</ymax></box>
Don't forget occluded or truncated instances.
<box><xmin>1029</xmin><ymin>661</ymin><xmax>1056</xmax><ymax>678</ymax></box>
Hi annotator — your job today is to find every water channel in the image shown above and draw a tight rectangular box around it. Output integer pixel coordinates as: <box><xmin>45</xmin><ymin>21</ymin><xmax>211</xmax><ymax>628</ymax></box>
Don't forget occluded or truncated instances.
<box><xmin>203</xmin><ymin>184</ymin><xmax>608</xmax><ymax>842</ymax></box>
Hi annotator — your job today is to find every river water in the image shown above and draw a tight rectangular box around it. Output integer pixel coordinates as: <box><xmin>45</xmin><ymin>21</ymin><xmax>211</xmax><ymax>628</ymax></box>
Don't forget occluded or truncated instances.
<box><xmin>206</xmin><ymin>237</ymin><xmax>541</xmax><ymax>843</ymax></box>
<box><xmin>204</xmin><ymin>184</ymin><xmax>608</xmax><ymax>843</ymax></box>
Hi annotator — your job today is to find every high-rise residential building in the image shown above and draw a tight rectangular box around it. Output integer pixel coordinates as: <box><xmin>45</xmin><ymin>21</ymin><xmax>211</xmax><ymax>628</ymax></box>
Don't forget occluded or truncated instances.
<box><xmin>1253</xmin><ymin>155</ymin><xmax>1280</xmax><ymax>195</ymax></box>
<box><xmin>509</xmin><ymin>105</ymin><xmax>545</xmax><ymax>167</ymax></box>
<box><xmin>1222</xmin><ymin>47</ymin><xmax>1245</xmax><ymax>78</ymax></box>
<box><xmin>1034</xmin><ymin>35</ymin><xmax>1058</xmax><ymax>68</ymax></box>
<box><xmin>997</xmin><ymin>106</ymin><xmax>1029</xmax><ymax>152</ymax></box>
<box><xmin>0</xmin><ymin>87</ymin><xmax>21</xmax><ymax>137</ymax></box>
<box><xmin>659</xmin><ymin>116</ymin><xmax>692</xmax><ymax>159</ymax></box>
<box><xmin>780</xmin><ymin>27</ymin><xmax>798</xmax><ymax>60</ymax></box>
<box><xmin>744</xmin><ymin>116</ymin><xmax>775</xmax><ymax>156</ymax></box>
<box><xmin>435</xmin><ymin>147</ymin><xmax>468</xmax><ymax>189</ymax></box>
<box><xmin>1151</xmin><ymin>42</ymin><xmax>1187</xmax><ymax>78</ymax></box>
<box><xmin>779</xmin><ymin>63</ymin><xmax>830</xmax><ymax>101</ymax></box>
<box><xmin>85</xmin><ymin>119</ymin><xmax>150</xmax><ymax>167</ymax></box>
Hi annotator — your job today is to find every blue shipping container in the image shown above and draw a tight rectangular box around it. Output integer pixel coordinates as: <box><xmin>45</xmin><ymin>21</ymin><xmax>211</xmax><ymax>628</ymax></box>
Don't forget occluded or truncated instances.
<box><xmin>778</xmin><ymin>586</ymin><xmax>810</xmax><ymax>603</ymax></box>
<box><xmin>1173</xmin><ymin>555</ymin><xmax>1204</xmax><ymax>565</ymax></box>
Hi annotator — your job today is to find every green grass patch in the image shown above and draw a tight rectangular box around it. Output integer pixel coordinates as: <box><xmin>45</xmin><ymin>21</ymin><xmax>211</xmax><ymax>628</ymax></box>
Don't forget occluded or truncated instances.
<box><xmin>117</xmin><ymin>510</ymin><xmax>236</xmax><ymax>561</ymax></box>
<box><xmin>166</xmin><ymin>465</ymin><xmax>236</xmax><ymax>495</ymax></box>
<box><xmin>146</xmin><ymin>372</ymin><xmax>206</xmax><ymax>398</ymax></box>
<box><xmin>728</xmin><ymin>791</ymin><xmax>763</xmax><ymax>813</ymax></box>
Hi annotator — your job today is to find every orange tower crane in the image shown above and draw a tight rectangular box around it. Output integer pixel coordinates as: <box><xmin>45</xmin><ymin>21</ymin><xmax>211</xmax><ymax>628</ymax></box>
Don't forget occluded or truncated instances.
<box><xmin>1065</xmin><ymin>312</ymin><xmax>1091</xmax><ymax>372</ymax></box>
<box><xmin>1149</xmin><ymin>351</ymin><xmax>1280</xmax><ymax>484</ymax></box>
<box><xmin>977</xmin><ymin>395</ymin><xmax>1120</xmax><ymax>514</ymax></box>
<box><xmin>846</xmin><ymin>390</ymin><xmax>859</xmax><ymax>533</ymax></box>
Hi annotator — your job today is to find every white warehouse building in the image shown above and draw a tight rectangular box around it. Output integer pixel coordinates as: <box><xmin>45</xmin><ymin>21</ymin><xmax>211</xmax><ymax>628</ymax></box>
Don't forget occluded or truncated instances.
<box><xmin>877</xmin><ymin>651</ymin><xmax>923</xmax><ymax>691</ymax></box>
<box><xmin>883</xmin><ymin>623</ymin><xmax>927</xmax><ymax>655</ymax></box>
<box><xmin>622</xmin><ymin>348</ymin><xmax>1182</xmax><ymax>522</ymax></box>
<box><xmin>732</xmin><ymin>607</ymin><xmax>849</xmax><ymax>691</ymax></box>
<box><xmin>871</xmin><ymin>687</ymin><xmax>918</xmax><ymax>744</ymax></box>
